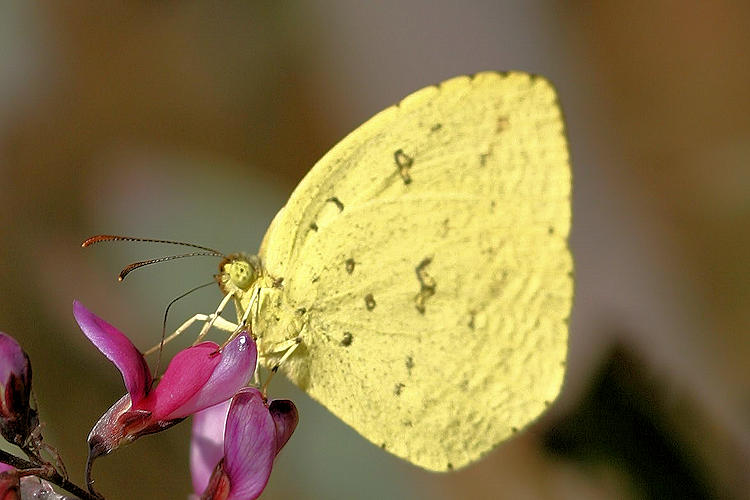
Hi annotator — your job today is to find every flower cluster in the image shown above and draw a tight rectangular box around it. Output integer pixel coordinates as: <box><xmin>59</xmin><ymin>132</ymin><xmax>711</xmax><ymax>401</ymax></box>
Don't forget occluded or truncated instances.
<box><xmin>74</xmin><ymin>301</ymin><xmax>297</xmax><ymax>498</ymax></box>
<box><xmin>0</xmin><ymin>303</ymin><xmax>297</xmax><ymax>499</ymax></box>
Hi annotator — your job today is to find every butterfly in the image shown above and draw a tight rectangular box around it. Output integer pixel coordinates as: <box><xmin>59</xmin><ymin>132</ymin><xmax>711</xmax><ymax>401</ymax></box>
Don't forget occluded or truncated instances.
<box><xmin>99</xmin><ymin>71</ymin><xmax>573</xmax><ymax>472</ymax></box>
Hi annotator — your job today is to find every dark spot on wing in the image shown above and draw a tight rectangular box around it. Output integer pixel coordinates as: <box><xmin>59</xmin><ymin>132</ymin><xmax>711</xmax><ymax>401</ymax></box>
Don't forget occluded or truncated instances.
<box><xmin>548</xmin><ymin>226</ymin><xmax>555</xmax><ymax>234</ymax></box>
<box><xmin>441</xmin><ymin>218</ymin><xmax>450</xmax><ymax>237</ymax></box>
<box><xmin>365</xmin><ymin>293</ymin><xmax>376</xmax><ymax>311</ymax></box>
<box><xmin>496</xmin><ymin>116</ymin><xmax>510</xmax><ymax>133</ymax></box>
<box><xmin>468</xmin><ymin>310</ymin><xmax>476</xmax><ymax>330</ymax></box>
<box><xmin>345</xmin><ymin>258</ymin><xmax>355</xmax><ymax>274</ymax></box>
<box><xmin>309</xmin><ymin>222</ymin><xmax>319</xmax><ymax>232</ymax></box>
<box><xmin>394</xmin><ymin>149</ymin><xmax>414</xmax><ymax>168</ymax></box>
<box><xmin>406</xmin><ymin>356</ymin><xmax>414</xmax><ymax>376</ymax></box>
<box><xmin>381</xmin><ymin>443</ymin><xmax>387</xmax><ymax>450</ymax></box>
<box><xmin>326</xmin><ymin>196</ymin><xmax>344</xmax><ymax>211</ymax></box>
<box><xmin>394</xmin><ymin>383</ymin><xmax>405</xmax><ymax>396</ymax></box>
<box><xmin>414</xmin><ymin>257</ymin><xmax>436</xmax><ymax>314</ymax></box>
<box><xmin>394</xmin><ymin>148</ymin><xmax>414</xmax><ymax>185</ymax></box>
<box><xmin>481</xmin><ymin>245</ymin><xmax>496</xmax><ymax>256</ymax></box>
<box><xmin>447</xmin><ymin>463</ymin><xmax>454</xmax><ymax>470</ymax></box>
<box><xmin>430</xmin><ymin>123</ymin><xmax>442</xmax><ymax>132</ymax></box>
<box><xmin>511</xmin><ymin>426</ymin><xmax>519</xmax><ymax>433</ymax></box>
<box><xmin>480</xmin><ymin>151</ymin><xmax>491</xmax><ymax>166</ymax></box>
<box><xmin>341</xmin><ymin>332</ymin><xmax>353</xmax><ymax>347</ymax></box>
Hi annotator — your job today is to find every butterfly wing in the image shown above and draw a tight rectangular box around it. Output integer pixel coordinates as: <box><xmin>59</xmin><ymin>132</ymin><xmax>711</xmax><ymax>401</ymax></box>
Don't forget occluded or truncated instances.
<box><xmin>256</xmin><ymin>72</ymin><xmax>573</xmax><ymax>471</ymax></box>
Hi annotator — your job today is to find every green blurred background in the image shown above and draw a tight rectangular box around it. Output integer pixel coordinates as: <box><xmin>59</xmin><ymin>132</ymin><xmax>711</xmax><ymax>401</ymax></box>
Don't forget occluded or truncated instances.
<box><xmin>0</xmin><ymin>2</ymin><xmax>748</xmax><ymax>499</ymax></box>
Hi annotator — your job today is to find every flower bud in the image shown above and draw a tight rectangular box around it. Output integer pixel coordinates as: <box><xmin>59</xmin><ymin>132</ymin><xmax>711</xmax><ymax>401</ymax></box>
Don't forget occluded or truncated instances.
<box><xmin>0</xmin><ymin>333</ymin><xmax>37</xmax><ymax>446</ymax></box>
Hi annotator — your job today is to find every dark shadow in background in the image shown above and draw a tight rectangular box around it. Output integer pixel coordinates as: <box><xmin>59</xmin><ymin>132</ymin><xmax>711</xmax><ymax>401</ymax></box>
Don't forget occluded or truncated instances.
<box><xmin>544</xmin><ymin>342</ymin><xmax>715</xmax><ymax>500</ymax></box>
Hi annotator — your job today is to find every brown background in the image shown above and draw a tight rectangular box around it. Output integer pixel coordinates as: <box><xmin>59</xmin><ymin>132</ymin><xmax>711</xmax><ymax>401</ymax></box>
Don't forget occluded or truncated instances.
<box><xmin>0</xmin><ymin>2</ymin><xmax>747</xmax><ymax>499</ymax></box>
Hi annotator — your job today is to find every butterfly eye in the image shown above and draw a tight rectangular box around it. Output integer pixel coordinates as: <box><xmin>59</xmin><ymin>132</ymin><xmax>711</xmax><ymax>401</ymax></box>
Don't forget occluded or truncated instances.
<box><xmin>229</xmin><ymin>259</ymin><xmax>255</xmax><ymax>290</ymax></box>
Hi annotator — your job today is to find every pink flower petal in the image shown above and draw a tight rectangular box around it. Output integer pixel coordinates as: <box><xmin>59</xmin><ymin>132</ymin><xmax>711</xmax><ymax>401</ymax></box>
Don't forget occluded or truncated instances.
<box><xmin>268</xmin><ymin>399</ymin><xmax>298</xmax><ymax>454</ymax></box>
<box><xmin>190</xmin><ymin>400</ymin><xmax>230</xmax><ymax>495</ymax></box>
<box><xmin>223</xmin><ymin>388</ymin><xmax>277</xmax><ymax>500</ymax></box>
<box><xmin>167</xmin><ymin>334</ymin><xmax>256</xmax><ymax>419</ymax></box>
<box><xmin>0</xmin><ymin>334</ymin><xmax>28</xmax><ymax>389</ymax></box>
<box><xmin>73</xmin><ymin>301</ymin><xmax>151</xmax><ymax>405</ymax></box>
<box><xmin>140</xmin><ymin>343</ymin><xmax>220</xmax><ymax>419</ymax></box>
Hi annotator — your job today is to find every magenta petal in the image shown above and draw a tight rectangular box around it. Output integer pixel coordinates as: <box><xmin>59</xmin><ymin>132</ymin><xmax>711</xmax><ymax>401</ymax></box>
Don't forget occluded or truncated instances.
<box><xmin>73</xmin><ymin>301</ymin><xmax>151</xmax><ymax>405</ymax></box>
<box><xmin>143</xmin><ymin>343</ymin><xmax>219</xmax><ymax>419</ymax></box>
<box><xmin>190</xmin><ymin>400</ymin><xmax>230</xmax><ymax>495</ymax></box>
<box><xmin>223</xmin><ymin>388</ymin><xmax>276</xmax><ymax>500</ymax></box>
<box><xmin>167</xmin><ymin>334</ymin><xmax>256</xmax><ymax>419</ymax></box>
<box><xmin>268</xmin><ymin>399</ymin><xmax>298</xmax><ymax>454</ymax></box>
<box><xmin>0</xmin><ymin>334</ymin><xmax>28</xmax><ymax>389</ymax></box>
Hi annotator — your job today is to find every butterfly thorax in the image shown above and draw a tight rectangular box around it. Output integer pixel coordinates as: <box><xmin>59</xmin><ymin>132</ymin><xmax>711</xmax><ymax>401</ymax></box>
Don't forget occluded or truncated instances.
<box><xmin>217</xmin><ymin>253</ymin><xmax>302</xmax><ymax>358</ymax></box>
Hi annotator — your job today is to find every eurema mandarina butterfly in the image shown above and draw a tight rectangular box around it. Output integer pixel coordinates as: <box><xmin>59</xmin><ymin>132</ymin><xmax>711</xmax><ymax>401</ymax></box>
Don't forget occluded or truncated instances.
<box><xmin>210</xmin><ymin>71</ymin><xmax>572</xmax><ymax>471</ymax></box>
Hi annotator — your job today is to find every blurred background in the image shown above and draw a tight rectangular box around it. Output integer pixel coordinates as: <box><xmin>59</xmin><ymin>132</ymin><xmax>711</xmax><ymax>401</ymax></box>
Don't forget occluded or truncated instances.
<box><xmin>0</xmin><ymin>2</ymin><xmax>748</xmax><ymax>499</ymax></box>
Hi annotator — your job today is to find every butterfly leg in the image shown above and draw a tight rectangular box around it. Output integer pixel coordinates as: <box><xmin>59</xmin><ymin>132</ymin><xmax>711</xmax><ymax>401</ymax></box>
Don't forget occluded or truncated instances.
<box><xmin>259</xmin><ymin>330</ymin><xmax>304</xmax><ymax>395</ymax></box>
<box><xmin>195</xmin><ymin>291</ymin><xmax>236</xmax><ymax>343</ymax></box>
<box><xmin>214</xmin><ymin>286</ymin><xmax>262</xmax><ymax>352</ymax></box>
<box><xmin>144</xmin><ymin>313</ymin><xmax>238</xmax><ymax>356</ymax></box>
<box><xmin>234</xmin><ymin>285</ymin><xmax>261</xmax><ymax>332</ymax></box>
<box><xmin>218</xmin><ymin>283</ymin><xmax>276</xmax><ymax>349</ymax></box>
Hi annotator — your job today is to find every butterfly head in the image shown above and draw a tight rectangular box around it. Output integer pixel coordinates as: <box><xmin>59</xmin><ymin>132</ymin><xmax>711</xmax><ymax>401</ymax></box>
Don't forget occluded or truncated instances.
<box><xmin>217</xmin><ymin>253</ymin><xmax>262</xmax><ymax>297</ymax></box>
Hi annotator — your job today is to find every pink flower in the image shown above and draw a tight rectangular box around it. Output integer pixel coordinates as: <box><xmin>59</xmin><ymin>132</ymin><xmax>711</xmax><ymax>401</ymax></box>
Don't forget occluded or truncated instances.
<box><xmin>0</xmin><ymin>333</ymin><xmax>37</xmax><ymax>447</ymax></box>
<box><xmin>73</xmin><ymin>301</ymin><xmax>256</xmax><ymax>483</ymax></box>
<box><xmin>191</xmin><ymin>388</ymin><xmax>298</xmax><ymax>500</ymax></box>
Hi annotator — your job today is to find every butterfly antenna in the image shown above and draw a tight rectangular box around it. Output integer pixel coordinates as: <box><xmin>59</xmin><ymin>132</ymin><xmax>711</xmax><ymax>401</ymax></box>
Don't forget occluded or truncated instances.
<box><xmin>118</xmin><ymin>253</ymin><xmax>222</xmax><ymax>281</ymax></box>
<box><xmin>82</xmin><ymin>234</ymin><xmax>225</xmax><ymax>254</ymax></box>
<box><xmin>82</xmin><ymin>234</ymin><xmax>227</xmax><ymax>281</ymax></box>
<box><xmin>152</xmin><ymin>281</ymin><xmax>216</xmax><ymax>381</ymax></box>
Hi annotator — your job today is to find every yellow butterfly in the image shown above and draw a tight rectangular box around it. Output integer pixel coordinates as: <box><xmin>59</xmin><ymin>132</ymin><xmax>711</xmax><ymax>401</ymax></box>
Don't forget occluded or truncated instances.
<box><xmin>152</xmin><ymin>71</ymin><xmax>572</xmax><ymax>472</ymax></box>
